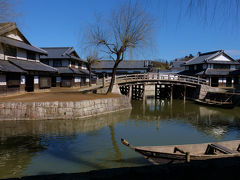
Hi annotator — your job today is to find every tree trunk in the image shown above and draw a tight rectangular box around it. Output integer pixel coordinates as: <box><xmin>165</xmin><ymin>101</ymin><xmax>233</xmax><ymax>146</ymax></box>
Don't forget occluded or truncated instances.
<box><xmin>107</xmin><ymin>60</ymin><xmax>121</xmax><ymax>94</ymax></box>
<box><xmin>89</xmin><ymin>66</ymin><xmax>92</xmax><ymax>86</ymax></box>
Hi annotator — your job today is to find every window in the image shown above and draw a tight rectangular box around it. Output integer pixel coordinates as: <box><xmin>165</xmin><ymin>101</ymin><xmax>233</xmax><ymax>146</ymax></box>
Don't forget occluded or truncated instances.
<box><xmin>213</xmin><ymin>64</ymin><xmax>230</xmax><ymax>69</ymax></box>
<box><xmin>53</xmin><ymin>60</ymin><xmax>62</xmax><ymax>67</ymax></box>
<box><xmin>189</xmin><ymin>65</ymin><xmax>194</xmax><ymax>71</ymax></box>
<box><xmin>27</xmin><ymin>51</ymin><xmax>36</xmax><ymax>60</ymax></box>
<box><xmin>4</xmin><ymin>45</ymin><xmax>17</xmax><ymax>57</ymax></box>
<box><xmin>41</xmin><ymin>60</ymin><xmax>49</xmax><ymax>65</ymax></box>
<box><xmin>197</xmin><ymin>65</ymin><xmax>203</xmax><ymax>71</ymax></box>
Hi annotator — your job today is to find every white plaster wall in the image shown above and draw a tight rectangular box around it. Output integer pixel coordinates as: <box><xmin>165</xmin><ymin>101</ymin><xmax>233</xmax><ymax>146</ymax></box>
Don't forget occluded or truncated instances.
<box><xmin>74</xmin><ymin>77</ymin><xmax>81</xmax><ymax>83</ymax></box>
<box><xmin>6</xmin><ymin>30</ymin><xmax>23</xmax><ymax>41</ymax></box>
<box><xmin>86</xmin><ymin>78</ymin><xmax>89</xmax><ymax>82</ymax></box>
<box><xmin>218</xmin><ymin>77</ymin><xmax>223</xmax><ymax>83</ymax></box>
<box><xmin>21</xmin><ymin>75</ymin><xmax>25</xmax><ymax>85</ymax></box>
<box><xmin>34</xmin><ymin>76</ymin><xmax>39</xmax><ymax>84</ymax></box>
<box><xmin>0</xmin><ymin>75</ymin><xmax>6</xmax><ymax>85</ymax></box>
<box><xmin>0</xmin><ymin>47</ymin><xmax>4</xmax><ymax>60</ymax></box>
<box><xmin>212</xmin><ymin>54</ymin><xmax>231</xmax><ymax>61</ymax></box>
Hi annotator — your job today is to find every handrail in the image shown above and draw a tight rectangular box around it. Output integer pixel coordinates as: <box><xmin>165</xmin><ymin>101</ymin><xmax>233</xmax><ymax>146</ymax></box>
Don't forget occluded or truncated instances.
<box><xmin>96</xmin><ymin>73</ymin><xmax>209</xmax><ymax>86</ymax></box>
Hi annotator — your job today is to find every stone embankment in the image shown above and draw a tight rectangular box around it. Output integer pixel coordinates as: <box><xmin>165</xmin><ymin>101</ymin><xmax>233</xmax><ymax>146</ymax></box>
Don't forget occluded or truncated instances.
<box><xmin>0</xmin><ymin>95</ymin><xmax>131</xmax><ymax>121</ymax></box>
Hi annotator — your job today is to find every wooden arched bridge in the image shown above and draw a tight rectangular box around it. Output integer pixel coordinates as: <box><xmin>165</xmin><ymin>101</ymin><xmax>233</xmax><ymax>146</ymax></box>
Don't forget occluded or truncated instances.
<box><xmin>99</xmin><ymin>73</ymin><xmax>209</xmax><ymax>86</ymax></box>
<box><xmin>94</xmin><ymin>73</ymin><xmax>218</xmax><ymax>100</ymax></box>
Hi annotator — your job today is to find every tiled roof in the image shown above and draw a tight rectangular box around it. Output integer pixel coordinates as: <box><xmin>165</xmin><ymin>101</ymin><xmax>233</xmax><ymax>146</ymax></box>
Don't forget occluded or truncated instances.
<box><xmin>184</xmin><ymin>50</ymin><xmax>240</xmax><ymax>66</ymax></box>
<box><xmin>9</xmin><ymin>58</ymin><xmax>57</xmax><ymax>72</ymax></box>
<box><xmin>92</xmin><ymin>60</ymin><xmax>152</xmax><ymax>69</ymax></box>
<box><xmin>0</xmin><ymin>36</ymin><xmax>48</xmax><ymax>55</ymax></box>
<box><xmin>56</xmin><ymin>67</ymin><xmax>87</xmax><ymax>75</ymax></box>
<box><xmin>185</xmin><ymin>51</ymin><xmax>221</xmax><ymax>65</ymax></box>
<box><xmin>40</xmin><ymin>47</ymin><xmax>83</xmax><ymax>62</ymax></box>
<box><xmin>0</xmin><ymin>60</ymin><xmax>26</xmax><ymax>73</ymax></box>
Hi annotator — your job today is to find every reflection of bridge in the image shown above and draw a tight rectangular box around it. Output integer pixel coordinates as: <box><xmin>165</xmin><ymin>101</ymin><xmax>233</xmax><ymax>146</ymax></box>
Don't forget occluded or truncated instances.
<box><xmin>96</xmin><ymin>73</ymin><xmax>219</xmax><ymax>100</ymax></box>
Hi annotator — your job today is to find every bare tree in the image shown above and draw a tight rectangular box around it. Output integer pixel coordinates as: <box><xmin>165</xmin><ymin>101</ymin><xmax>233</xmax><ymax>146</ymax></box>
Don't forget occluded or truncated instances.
<box><xmin>87</xmin><ymin>2</ymin><xmax>154</xmax><ymax>93</ymax></box>
<box><xmin>85</xmin><ymin>51</ymin><xmax>100</xmax><ymax>87</ymax></box>
<box><xmin>0</xmin><ymin>0</ymin><xmax>18</xmax><ymax>22</ymax></box>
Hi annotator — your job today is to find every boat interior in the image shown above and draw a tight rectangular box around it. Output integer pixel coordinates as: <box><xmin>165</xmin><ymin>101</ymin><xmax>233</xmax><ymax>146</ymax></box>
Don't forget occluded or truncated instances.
<box><xmin>136</xmin><ymin>140</ymin><xmax>240</xmax><ymax>156</ymax></box>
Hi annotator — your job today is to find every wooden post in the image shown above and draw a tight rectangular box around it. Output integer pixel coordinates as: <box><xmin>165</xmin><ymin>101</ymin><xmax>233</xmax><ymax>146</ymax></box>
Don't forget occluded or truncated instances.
<box><xmin>128</xmin><ymin>85</ymin><xmax>132</xmax><ymax>100</ymax></box>
<box><xmin>184</xmin><ymin>85</ymin><xmax>186</xmax><ymax>103</ymax></box>
<box><xmin>185</xmin><ymin>152</ymin><xmax>190</xmax><ymax>163</ymax></box>
<box><xmin>170</xmin><ymin>84</ymin><xmax>173</xmax><ymax>103</ymax></box>
<box><xmin>103</xmin><ymin>76</ymin><xmax>105</xmax><ymax>87</ymax></box>
<box><xmin>209</xmin><ymin>76</ymin><xmax>212</xmax><ymax>86</ymax></box>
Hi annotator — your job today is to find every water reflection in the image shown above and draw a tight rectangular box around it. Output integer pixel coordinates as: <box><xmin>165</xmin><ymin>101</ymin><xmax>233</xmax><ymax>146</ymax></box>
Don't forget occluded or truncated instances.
<box><xmin>131</xmin><ymin>98</ymin><xmax>240</xmax><ymax>139</ymax></box>
<box><xmin>0</xmin><ymin>109</ymin><xmax>131</xmax><ymax>138</ymax></box>
<box><xmin>0</xmin><ymin>109</ymin><xmax>131</xmax><ymax>179</ymax></box>
<box><xmin>1</xmin><ymin>100</ymin><xmax>240</xmax><ymax>179</ymax></box>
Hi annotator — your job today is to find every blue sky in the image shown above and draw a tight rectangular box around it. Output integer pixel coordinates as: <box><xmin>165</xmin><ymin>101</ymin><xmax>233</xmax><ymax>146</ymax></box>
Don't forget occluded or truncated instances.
<box><xmin>14</xmin><ymin>0</ymin><xmax>240</xmax><ymax>61</ymax></box>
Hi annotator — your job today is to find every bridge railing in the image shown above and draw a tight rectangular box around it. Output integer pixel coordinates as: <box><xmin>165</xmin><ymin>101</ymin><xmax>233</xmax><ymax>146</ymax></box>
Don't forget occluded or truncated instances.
<box><xmin>96</xmin><ymin>73</ymin><xmax>209</xmax><ymax>86</ymax></box>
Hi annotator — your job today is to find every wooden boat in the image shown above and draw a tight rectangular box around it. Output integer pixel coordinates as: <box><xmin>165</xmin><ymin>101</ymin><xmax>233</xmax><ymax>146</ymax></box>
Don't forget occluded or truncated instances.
<box><xmin>194</xmin><ymin>99</ymin><xmax>234</xmax><ymax>109</ymax></box>
<box><xmin>121</xmin><ymin>139</ymin><xmax>240</xmax><ymax>165</ymax></box>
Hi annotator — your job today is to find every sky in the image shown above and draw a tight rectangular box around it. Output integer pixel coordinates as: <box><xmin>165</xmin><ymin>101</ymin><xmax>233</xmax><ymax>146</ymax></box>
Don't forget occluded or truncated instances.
<box><xmin>13</xmin><ymin>0</ymin><xmax>240</xmax><ymax>61</ymax></box>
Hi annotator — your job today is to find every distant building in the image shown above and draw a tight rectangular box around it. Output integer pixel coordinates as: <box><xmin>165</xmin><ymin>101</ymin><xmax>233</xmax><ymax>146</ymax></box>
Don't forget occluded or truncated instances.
<box><xmin>169</xmin><ymin>60</ymin><xmax>186</xmax><ymax>73</ymax></box>
<box><xmin>92</xmin><ymin>60</ymin><xmax>153</xmax><ymax>77</ymax></box>
<box><xmin>169</xmin><ymin>54</ymin><xmax>194</xmax><ymax>73</ymax></box>
<box><xmin>0</xmin><ymin>22</ymin><xmax>56</xmax><ymax>95</ymax></box>
<box><xmin>40</xmin><ymin>47</ymin><xmax>92</xmax><ymax>87</ymax></box>
<box><xmin>180</xmin><ymin>50</ymin><xmax>240</xmax><ymax>87</ymax></box>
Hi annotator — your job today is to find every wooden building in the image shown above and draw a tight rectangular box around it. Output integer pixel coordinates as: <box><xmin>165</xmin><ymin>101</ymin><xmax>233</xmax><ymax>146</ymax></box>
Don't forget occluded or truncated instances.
<box><xmin>92</xmin><ymin>60</ymin><xmax>153</xmax><ymax>77</ymax></box>
<box><xmin>0</xmin><ymin>22</ymin><xmax>57</xmax><ymax>95</ymax></box>
<box><xmin>180</xmin><ymin>50</ymin><xmax>240</xmax><ymax>87</ymax></box>
<box><xmin>40</xmin><ymin>47</ymin><xmax>90</xmax><ymax>87</ymax></box>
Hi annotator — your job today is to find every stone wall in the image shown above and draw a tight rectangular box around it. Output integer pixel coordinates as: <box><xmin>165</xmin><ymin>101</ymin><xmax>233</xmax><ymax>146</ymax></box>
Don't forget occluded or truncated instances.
<box><xmin>0</xmin><ymin>96</ymin><xmax>131</xmax><ymax>121</ymax></box>
<box><xmin>198</xmin><ymin>84</ymin><xmax>223</xmax><ymax>99</ymax></box>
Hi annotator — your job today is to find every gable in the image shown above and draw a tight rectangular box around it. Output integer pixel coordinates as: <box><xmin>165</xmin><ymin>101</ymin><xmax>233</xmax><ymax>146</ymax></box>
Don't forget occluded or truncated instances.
<box><xmin>5</xmin><ymin>29</ymin><xmax>24</xmax><ymax>41</ymax></box>
<box><xmin>211</xmin><ymin>54</ymin><xmax>231</xmax><ymax>61</ymax></box>
<box><xmin>70</xmin><ymin>51</ymin><xmax>78</xmax><ymax>57</ymax></box>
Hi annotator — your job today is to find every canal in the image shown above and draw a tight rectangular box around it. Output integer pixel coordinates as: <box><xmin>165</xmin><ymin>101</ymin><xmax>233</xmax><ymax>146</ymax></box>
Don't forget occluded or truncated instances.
<box><xmin>1</xmin><ymin>99</ymin><xmax>240</xmax><ymax>179</ymax></box>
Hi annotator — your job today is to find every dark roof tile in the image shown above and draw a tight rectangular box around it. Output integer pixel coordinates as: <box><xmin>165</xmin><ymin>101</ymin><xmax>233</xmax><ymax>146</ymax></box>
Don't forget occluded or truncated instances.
<box><xmin>0</xmin><ymin>60</ymin><xmax>26</xmax><ymax>73</ymax></box>
<box><xmin>9</xmin><ymin>58</ymin><xmax>57</xmax><ymax>72</ymax></box>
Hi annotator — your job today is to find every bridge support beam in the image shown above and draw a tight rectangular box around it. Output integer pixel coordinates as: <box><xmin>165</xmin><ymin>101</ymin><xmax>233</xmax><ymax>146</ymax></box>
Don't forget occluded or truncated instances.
<box><xmin>184</xmin><ymin>85</ymin><xmax>186</xmax><ymax>102</ymax></box>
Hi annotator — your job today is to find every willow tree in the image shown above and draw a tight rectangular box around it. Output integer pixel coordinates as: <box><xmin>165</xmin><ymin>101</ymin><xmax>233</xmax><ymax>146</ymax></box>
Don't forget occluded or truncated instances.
<box><xmin>0</xmin><ymin>0</ymin><xmax>18</xmax><ymax>22</ymax></box>
<box><xmin>88</xmin><ymin>2</ymin><xmax>153</xmax><ymax>93</ymax></box>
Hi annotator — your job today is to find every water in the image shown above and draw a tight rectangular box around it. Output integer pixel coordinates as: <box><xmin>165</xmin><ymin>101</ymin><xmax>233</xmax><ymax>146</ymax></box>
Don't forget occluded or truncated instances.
<box><xmin>1</xmin><ymin>99</ymin><xmax>240</xmax><ymax>179</ymax></box>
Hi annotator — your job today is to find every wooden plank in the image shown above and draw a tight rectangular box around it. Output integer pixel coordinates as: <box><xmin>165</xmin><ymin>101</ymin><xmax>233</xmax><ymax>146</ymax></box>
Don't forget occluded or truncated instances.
<box><xmin>206</xmin><ymin>143</ymin><xmax>237</xmax><ymax>154</ymax></box>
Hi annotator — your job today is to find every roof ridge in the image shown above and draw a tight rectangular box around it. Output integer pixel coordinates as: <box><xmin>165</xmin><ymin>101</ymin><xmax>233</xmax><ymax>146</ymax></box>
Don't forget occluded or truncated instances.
<box><xmin>199</xmin><ymin>50</ymin><xmax>222</xmax><ymax>56</ymax></box>
<box><xmin>41</xmin><ymin>47</ymin><xmax>72</xmax><ymax>49</ymax></box>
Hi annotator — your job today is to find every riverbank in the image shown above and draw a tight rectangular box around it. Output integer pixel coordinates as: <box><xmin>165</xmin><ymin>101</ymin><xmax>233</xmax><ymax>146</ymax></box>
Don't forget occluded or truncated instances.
<box><xmin>5</xmin><ymin>157</ymin><xmax>240</xmax><ymax>180</ymax></box>
<box><xmin>0</xmin><ymin>90</ymin><xmax>131</xmax><ymax>121</ymax></box>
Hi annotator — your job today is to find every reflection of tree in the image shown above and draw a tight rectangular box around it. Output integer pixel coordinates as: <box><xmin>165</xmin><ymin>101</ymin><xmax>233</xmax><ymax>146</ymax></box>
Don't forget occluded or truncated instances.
<box><xmin>0</xmin><ymin>110</ymin><xmax>131</xmax><ymax>178</ymax></box>
<box><xmin>130</xmin><ymin>99</ymin><xmax>240</xmax><ymax>138</ymax></box>
<box><xmin>0</xmin><ymin>136</ymin><xmax>45</xmax><ymax>179</ymax></box>
<box><xmin>109</xmin><ymin>125</ymin><xmax>122</xmax><ymax>160</ymax></box>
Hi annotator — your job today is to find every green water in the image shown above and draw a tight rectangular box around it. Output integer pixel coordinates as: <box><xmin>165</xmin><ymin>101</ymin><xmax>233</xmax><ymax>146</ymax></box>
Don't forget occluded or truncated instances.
<box><xmin>0</xmin><ymin>99</ymin><xmax>240</xmax><ymax>179</ymax></box>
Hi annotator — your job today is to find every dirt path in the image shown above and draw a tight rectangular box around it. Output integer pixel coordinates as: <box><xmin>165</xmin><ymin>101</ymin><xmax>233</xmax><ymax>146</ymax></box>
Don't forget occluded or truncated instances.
<box><xmin>0</xmin><ymin>88</ymin><xmax>120</xmax><ymax>102</ymax></box>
